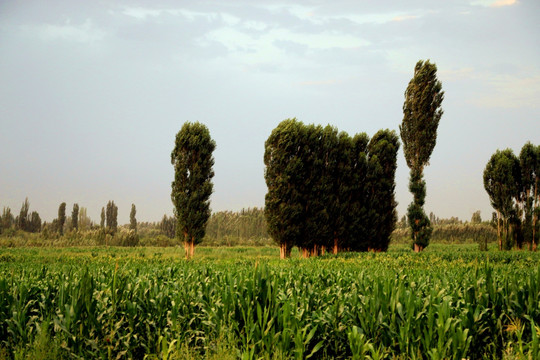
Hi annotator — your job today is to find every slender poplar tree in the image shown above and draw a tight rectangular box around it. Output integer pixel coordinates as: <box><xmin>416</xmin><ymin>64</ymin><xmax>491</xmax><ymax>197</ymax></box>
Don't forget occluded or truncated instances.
<box><xmin>264</xmin><ymin>119</ymin><xmax>305</xmax><ymax>258</ymax></box>
<box><xmin>100</xmin><ymin>207</ymin><xmax>105</xmax><ymax>229</ymax></box>
<box><xmin>130</xmin><ymin>204</ymin><xmax>137</xmax><ymax>232</ymax></box>
<box><xmin>366</xmin><ymin>129</ymin><xmax>400</xmax><ymax>252</ymax></box>
<box><xmin>171</xmin><ymin>122</ymin><xmax>216</xmax><ymax>259</ymax></box>
<box><xmin>400</xmin><ymin>60</ymin><xmax>444</xmax><ymax>252</ymax></box>
<box><xmin>58</xmin><ymin>202</ymin><xmax>66</xmax><ymax>236</ymax></box>
<box><xmin>71</xmin><ymin>203</ymin><xmax>79</xmax><ymax>231</ymax></box>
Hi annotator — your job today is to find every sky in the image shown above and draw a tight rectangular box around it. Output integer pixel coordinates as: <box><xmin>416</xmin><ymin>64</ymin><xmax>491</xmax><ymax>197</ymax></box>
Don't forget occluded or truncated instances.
<box><xmin>0</xmin><ymin>0</ymin><xmax>539</xmax><ymax>224</ymax></box>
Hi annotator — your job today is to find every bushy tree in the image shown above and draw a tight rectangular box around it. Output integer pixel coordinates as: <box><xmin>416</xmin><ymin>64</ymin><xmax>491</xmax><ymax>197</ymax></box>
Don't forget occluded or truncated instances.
<box><xmin>16</xmin><ymin>198</ymin><xmax>30</xmax><ymax>231</ymax></box>
<box><xmin>400</xmin><ymin>60</ymin><xmax>444</xmax><ymax>252</ymax></box>
<box><xmin>106</xmin><ymin>201</ymin><xmax>118</xmax><ymax>234</ymax></box>
<box><xmin>471</xmin><ymin>211</ymin><xmax>482</xmax><ymax>224</ymax></box>
<box><xmin>71</xmin><ymin>203</ymin><xmax>79</xmax><ymax>231</ymax></box>
<box><xmin>1</xmin><ymin>207</ymin><xmax>14</xmax><ymax>233</ymax></box>
<box><xmin>29</xmin><ymin>211</ymin><xmax>41</xmax><ymax>233</ymax></box>
<box><xmin>160</xmin><ymin>215</ymin><xmax>176</xmax><ymax>238</ymax></box>
<box><xmin>483</xmin><ymin>149</ymin><xmax>521</xmax><ymax>250</ymax></box>
<box><xmin>130</xmin><ymin>204</ymin><xmax>137</xmax><ymax>232</ymax></box>
<box><xmin>171</xmin><ymin>122</ymin><xmax>216</xmax><ymax>259</ymax></box>
<box><xmin>58</xmin><ymin>202</ymin><xmax>66</xmax><ymax>236</ymax></box>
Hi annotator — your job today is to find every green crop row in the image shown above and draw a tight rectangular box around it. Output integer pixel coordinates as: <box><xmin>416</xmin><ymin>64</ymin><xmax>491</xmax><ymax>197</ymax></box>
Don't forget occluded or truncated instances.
<box><xmin>0</xmin><ymin>248</ymin><xmax>539</xmax><ymax>359</ymax></box>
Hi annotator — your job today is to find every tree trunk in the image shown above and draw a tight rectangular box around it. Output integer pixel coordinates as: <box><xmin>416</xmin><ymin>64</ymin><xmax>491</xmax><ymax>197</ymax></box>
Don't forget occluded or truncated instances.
<box><xmin>333</xmin><ymin>238</ymin><xmax>338</xmax><ymax>254</ymax></box>
<box><xmin>496</xmin><ymin>211</ymin><xmax>502</xmax><ymax>251</ymax></box>
<box><xmin>280</xmin><ymin>243</ymin><xmax>290</xmax><ymax>259</ymax></box>
<box><xmin>184</xmin><ymin>241</ymin><xmax>190</xmax><ymax>259</ymax></box>
<box><xmin>302</xmin><ymin>248</ymin><xmax>309</xmax><ymax>258</ymax></box>
<box><xmin>190</xmin><ymin>239</ymin><xmax>195</xmax><ymax>258</ymax></box>
<box><xmin>413</xmin><ymin>243</ymin><xmax>423</xmax><ymax>253</ymax></box>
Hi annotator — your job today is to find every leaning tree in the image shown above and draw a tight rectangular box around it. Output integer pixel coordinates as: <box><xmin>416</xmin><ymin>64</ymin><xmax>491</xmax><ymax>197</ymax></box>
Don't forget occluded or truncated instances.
<box><xmin>171</xmin><ymin>122</ymin><xmax>216</xmax><ymax>259</ymax></box>
<box><xmin>400</xmin><ymin>60</ymin><xmax>444</xmax><ymax>252</ymax></box>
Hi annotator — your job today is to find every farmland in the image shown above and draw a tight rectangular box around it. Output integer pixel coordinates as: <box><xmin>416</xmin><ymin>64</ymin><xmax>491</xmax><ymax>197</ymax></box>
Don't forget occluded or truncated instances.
<box><xmin>1</xmin><ymin>245</ymin><xmax>539</xmax><ymax>359</ymax></box>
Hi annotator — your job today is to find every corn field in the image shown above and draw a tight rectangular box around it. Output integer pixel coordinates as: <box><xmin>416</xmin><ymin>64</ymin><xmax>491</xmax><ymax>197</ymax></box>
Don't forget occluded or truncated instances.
<box><xmin>0</xmin><ymin>247</ymin><xmax>539</xmax><ymax>359</ymax></box>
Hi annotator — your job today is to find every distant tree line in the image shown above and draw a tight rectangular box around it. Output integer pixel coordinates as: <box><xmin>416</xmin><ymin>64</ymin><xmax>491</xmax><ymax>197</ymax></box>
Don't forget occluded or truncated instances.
<box><xmin>264</xmin><ymin>119</ymin><xmax>400</xmax><ymax>258</ymax></box>
<box><xmin>484</xmin><ymin>142</ymin><xmax>540</xmax><ymax>250</ymax></box>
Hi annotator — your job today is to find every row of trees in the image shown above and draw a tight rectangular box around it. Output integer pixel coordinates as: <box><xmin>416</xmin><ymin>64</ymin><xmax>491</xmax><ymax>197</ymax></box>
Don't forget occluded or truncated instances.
<box><xmin>484</xmin><ymin>142</ymin><xmax>540</xmax><ymax>250</ymax></box>
<box><xmin>264</xmin><ymin>119</ymin><xmax>400</xmax><ymax>258</ymax></box>
<box><xmin>0</xmin><ymin>200</ymin><xmax>137</xmax><ymax>237</ymax></box>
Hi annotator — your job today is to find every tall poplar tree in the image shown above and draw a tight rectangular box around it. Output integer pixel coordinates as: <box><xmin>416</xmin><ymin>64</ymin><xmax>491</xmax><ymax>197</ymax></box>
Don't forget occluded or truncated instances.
<box><xmin>400</xmin><ymin>59</ymin><xmax>444</xmax><ymax>252</ymax></box>
<box><xmin>171</xmin><ymin>122</ymin><xmax>216</xmax><ymax>259</ymax></box>
<box><xmin>130</xmin><ymin>204</ymin><xmax>137</xmax><ymax>232</ymax></box>
<box><xmin>366</xmin><ymin>129</ymin><xmax>400</xmax><ymax>252</ymax></box>
<box><xmin>58</xmin><ymin>202</ymin><xmax>66</xmax><ymax>236</ymax></box>
<box><xmin>71</xmin><ymin>203</ymin><xmax>79</xmax><ymax>231</ymax></box>
<box><xmin>264</xmin><ymin>119</ymin><xmax>305</xmax><ymax>258</ymax></box>
<box><xmin>106</xmin><ymin>201</ymin><xmax>118</xmax><ymax>234</ymax></box>
<box><xmin>100</xmin><ymin>207</ymin><xmax>105</xmax><ymax>229</ymax></box>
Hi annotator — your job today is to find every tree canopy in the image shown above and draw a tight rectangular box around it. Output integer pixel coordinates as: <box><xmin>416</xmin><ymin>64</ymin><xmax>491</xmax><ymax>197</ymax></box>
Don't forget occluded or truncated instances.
<box><xmin>171</xmin><ymin>121</ymin><xmax>216</xmax><ymax>259</ymax></box>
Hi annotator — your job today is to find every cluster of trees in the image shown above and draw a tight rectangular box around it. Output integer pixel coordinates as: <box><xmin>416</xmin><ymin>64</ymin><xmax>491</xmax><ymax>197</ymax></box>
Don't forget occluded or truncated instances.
<box><xmin>484</xmin><ymin>142</ymin><xmax>540</xmax><ymax>250</ymax></box>
<box><xmin>0</xmin><ymin>198</ymin><xmax>41</xmax><ymax>234</ymax></box>
<box><xmin>264</xmin><ymin>119</ymin><xmax>399</xmax><ymax>258</ymax></box>
<box><xmin>0</xmin><ymin>199</ymin><xmax>138</xmax><ymax>244</ymax></box>
<box><xmin>205</xmin><ymin>208</ymin><xmax>268</xmax><ymax>245</ymax></box>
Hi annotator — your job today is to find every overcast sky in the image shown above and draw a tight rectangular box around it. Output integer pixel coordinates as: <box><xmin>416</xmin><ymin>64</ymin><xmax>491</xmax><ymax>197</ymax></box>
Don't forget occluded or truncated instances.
<box><xmin>1</xmin><ymin>0</ymin><xmax>539</xmax><ymax>224</ymax></box>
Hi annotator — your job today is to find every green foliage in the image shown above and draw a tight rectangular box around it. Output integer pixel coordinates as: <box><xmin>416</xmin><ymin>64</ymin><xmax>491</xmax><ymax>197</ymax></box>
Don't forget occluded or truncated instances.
<box><xmin>400</xmin><ymin>60</ymin><xmax>444</xmax><ymax>251</ymax></box>
<box><xmin>205</xmin><ymin>208</ymin><xmax>268</xmax><ymax>246</ymax></box>
<box><xmin>366</xmin><ymin>129</ymin><xmax>400</xmax><ymax>251</ymax></box>
<box><xmin>16</xmin><ymin>198</ymin><xmax>31</xmax><ymax>232</ymax></box>
<box><xmin>484</xmin><ymin>144</ymin><xmax>539</xmax><ymax>250</ymax></box>
<box><xmin>105</xmin><ymin>201</ymin><xmax>118</xmax><ymax>235</ymax></box>
<box><xmin>171</xmin><ymin>122</ymin><xmax>216</xmax><ymax>253</ymax></box>
<box><xmin>0</xmin><ymin>247</ymin><xmax>539</xmax><ymax>359</ymax></box>
<box><xmin>159</xmin><ymin>215</ymin><xmax>176</xmax><ymax>239</ymax></box>
<box><xmin>57</xmin><ymin>202</ymin><xmax>66</xmax><ymax>236</ymax></box>
<box><xmin>100</xmin><ymin>207</ymin><xmax>105</xmax><ymax>229</ymax></box>
<box><xmin>71</xmin><ymin>203</ymin><xmax>79</xmax><ymax>231</ymax></box>
<box><xmin>130</xmin><ymin>204</ymin><xmax>137</xmax><ymax>232</ymax></box>
<box><xmin>264</xmin><ymin>119</ymin><xmax>399</xmax><ymax>256</ymax></box>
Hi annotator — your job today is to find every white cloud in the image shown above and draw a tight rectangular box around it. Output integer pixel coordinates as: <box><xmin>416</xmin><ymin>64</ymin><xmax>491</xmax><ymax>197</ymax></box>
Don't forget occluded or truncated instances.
<box><xmin>471</xmin><ymin>0</ymin><xmax>518</xmax><ymax>7</ymax></box>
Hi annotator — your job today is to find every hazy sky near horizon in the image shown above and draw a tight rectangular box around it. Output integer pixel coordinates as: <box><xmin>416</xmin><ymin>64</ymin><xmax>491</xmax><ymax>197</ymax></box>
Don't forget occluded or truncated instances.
<box><xmin>1</xmin><ymin>0</ymin><xmax>539</xmax><ymax>224</ymax></box>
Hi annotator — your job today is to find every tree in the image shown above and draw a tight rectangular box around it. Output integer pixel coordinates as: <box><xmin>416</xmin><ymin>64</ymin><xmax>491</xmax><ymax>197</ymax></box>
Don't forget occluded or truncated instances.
<box><xmin>264</xmin><ymin>119</ymin><xmax>306</xmax><ymax>258</ymax></box>
<box><xmin>1</xmin><ymin>207</ymin><xmax>14</xmax><ymax>232</ymax></box>
<box><xmin>519</xmin><ymin>142</ymin><xmax>539</xmax><ymax>250</ymax></box>
<box><xmin>400</xmin><ymin>59</ymin><xmax>444</xmax><ymax>252</ymax></box>
<box><xmin>483</xmin><ymin>149</ymin><xmax>521</xmax><ymax>250</ymax></box>
<box><xmin>160</xmin><ymin>215</ymin><xmax>176</xmax><ymax>238</ymax></box>
<box><xmin>78</xmin><ymin>207</ymin><xmax>92</xmax><ymax>231</ymax></box>
<box><xmin>58</xmin><ymin>202</ymin><xmax>66</xmax><ymax>236</ymax></box>
<box><xmin>106</xmin><ymin>201</ymin><xmax>118</xmax><ymax>234</ymax></box>
<box><xmin>100</xmin><ymin>207</ymin><xmax>105</xmax><ymax>229</ymax></box>
<box><xmin>16</xmin><ymin>198</ymin><xmax>30</xmax><ymax>231</ymax></box>
<box><xmin>471</xmin><ymin>211</ymin><xmax>482</xmax><ymax>224</ymax></box>
<box><xmin>29</xmin><ymin>211</ymin><xmax>41</xmax><ymax>233</ymax></box>
<box><xmin>71</xmin><ymin>203</ymin><xmax>79</xmax><ymax>231</ymax></box>
<box><xmin>171</xmin><ymin>122</ymin><xmax>216</xmax><ymax>259</ymax></box>
<box><xmin>365</xmin><ymin>129</ymin><xmax>400</xmax><ymax>252</ymax></box>
<box><xmin>130</xmin><ymin>204</ymin><xmax>137</xmax><ymax>232</ymax></box>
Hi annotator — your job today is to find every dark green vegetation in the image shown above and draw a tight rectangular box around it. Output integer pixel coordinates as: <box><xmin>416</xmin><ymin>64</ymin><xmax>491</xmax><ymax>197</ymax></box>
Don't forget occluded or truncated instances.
<box><xmin>0</xmin><ymin>246</ymin><xmax>539</xmax><ymax>359</ymax></box>
<box><xmin>484</xmin><ymin>142</ymin><xmax>540</xmax><ymax>251</ymax></box>
<box><xmin>264</xmin><ymin>119</ymin><xmax>399</xmax><ymax>258</ymax></box>
<box><xmin>400</xmin><ymin>60</ymin><xmax>444</xmax><ymax>252</ymax></box>
<box><xmin>171</xmin><ymin>122</ymin><xmax>216</xmax><ymax>259</ymax></box>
